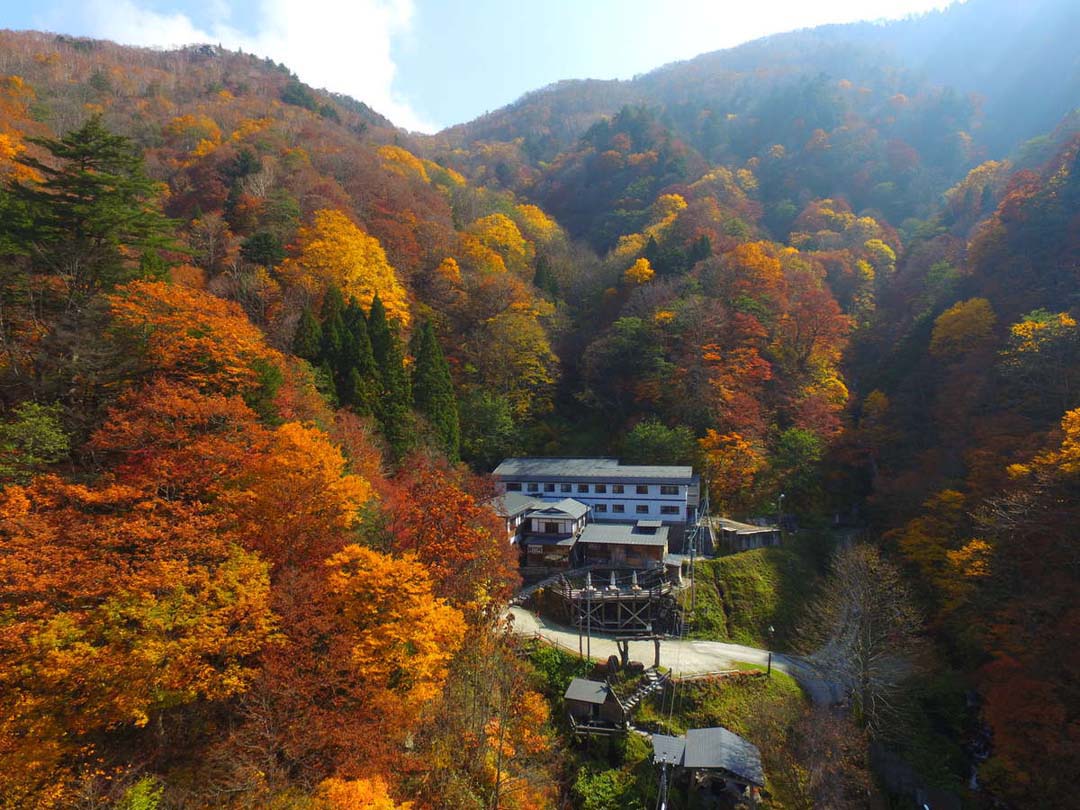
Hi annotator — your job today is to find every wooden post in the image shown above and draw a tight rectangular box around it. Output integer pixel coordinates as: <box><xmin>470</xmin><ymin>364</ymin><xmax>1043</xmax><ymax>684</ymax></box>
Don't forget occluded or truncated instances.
<box><xmin>586</xmin><ymin>581</ymin><xmax>592</xmax><ymax>660</ymax></box>
<box><xmin>654</xmin><ymin>637</ymin><xmax>661</xmax><ymax>669</ymax></box>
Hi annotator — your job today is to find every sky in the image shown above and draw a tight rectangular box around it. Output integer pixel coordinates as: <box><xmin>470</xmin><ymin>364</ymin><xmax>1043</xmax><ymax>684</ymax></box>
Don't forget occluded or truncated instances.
<box><xmin>3</xmin><ymin>0</ymin><xmax>961</xmax><ymax>133</ymax></box>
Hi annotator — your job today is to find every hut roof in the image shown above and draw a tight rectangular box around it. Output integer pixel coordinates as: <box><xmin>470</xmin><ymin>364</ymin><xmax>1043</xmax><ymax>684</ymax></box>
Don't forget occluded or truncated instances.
<box><xmin>683</xmin><ymin>727</ymin><xmax>765</xmax><ymax>786</ymax></box>
<box><xmin>563</xmin><ymin>678</ymin><xmax>612</xmax><ymax>705</ymax></box>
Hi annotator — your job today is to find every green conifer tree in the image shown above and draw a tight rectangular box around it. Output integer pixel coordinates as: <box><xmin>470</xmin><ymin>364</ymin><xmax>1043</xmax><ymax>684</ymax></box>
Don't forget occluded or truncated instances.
<box><xmin>411</xmin><ymin>320</ymin><xmax>460</xmax><ymax>461</ymax></box>
<box><xmin>343</xmin><ymin>298</ymin><xmax>379</xmax><ymax>416</ymax></box>
<box><xmin>367</xmin><ymin>293</ymin><xmax>414</xmax><ymax>458</ymax></box>
<box><xmin>689</xmin><ymin>234</ymin><xmax>712</xmax><ymax>265</ymax></box>
<box><xmin>319</xmin><ymin>285</ymin><xmax>347</xmax><ymax>367</ymax></box>
<box><xmin>9</xmin><ymin>115</ymin><xmax>176</xmax><ymax>300</ymax></box>
<box><xmin>532</xmin><ymin>254</ymin><xmax>559</xmax><ymax>298</ymax></box>
<box><xmin>293</xmin><ymin>305</ymin><xmax>323</xmax><ymax>361</ymax></box>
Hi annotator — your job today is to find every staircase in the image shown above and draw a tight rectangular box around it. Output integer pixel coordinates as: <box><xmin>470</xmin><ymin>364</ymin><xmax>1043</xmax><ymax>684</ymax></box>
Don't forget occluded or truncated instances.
<box><xmin>508</xmin><ymin>564</ymin><xmax>605</xmax><ymax>607</ymax></box>
<box><xmin>618</xmin><ymin>668</ymin><xmax>669</xmax><ymax>715</ymax></box>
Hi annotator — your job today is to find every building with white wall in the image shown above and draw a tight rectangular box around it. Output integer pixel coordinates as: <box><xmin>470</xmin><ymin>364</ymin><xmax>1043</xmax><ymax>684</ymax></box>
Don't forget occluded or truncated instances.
<box><xmin>492</xmin><ymin>458</ymin><xmax>698</xmax><ymax>525</ymax></box>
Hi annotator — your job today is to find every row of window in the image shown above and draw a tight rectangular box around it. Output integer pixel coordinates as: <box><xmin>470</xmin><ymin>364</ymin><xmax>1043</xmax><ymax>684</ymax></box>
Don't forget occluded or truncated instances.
<box><xmin>506</xmin><ymin>481</ymin><xmax>680</xmax><ymax>496</ymax></box>
<box><xmin>593</xmin><ymin>504</ymin><xmax>681</xmax><ymax>515</ymax></box>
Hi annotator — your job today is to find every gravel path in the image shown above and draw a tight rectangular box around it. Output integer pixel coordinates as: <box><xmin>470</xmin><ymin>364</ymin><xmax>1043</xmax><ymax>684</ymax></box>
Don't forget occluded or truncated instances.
<box><xmin>508</xmin><ymin>605</ymin><xmax>839</xmax><ymax>705</ymax></box>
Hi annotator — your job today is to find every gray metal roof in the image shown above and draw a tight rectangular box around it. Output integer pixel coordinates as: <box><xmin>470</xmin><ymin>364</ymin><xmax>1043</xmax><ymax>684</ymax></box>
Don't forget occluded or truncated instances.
<box><xmin>564</xmin><ymin>678</ymin><xmax>612</xmax><ymax>705</ymax></box>
<box><xmin>490</xmin><ymin>492</ymin><xmax>544</xmax><ymax>518</ymax></box>
<box><xmin>493</xmin><ymin>457</ymin><xmax>694</xmax><ymax>484</ymax></box>
<box><xmin>715</xmin><ymin>517</ymin><xmax>779</xmax><ymax>535</ymax></box>
<box><xmin>652</xmin><ymin>734</ymin><xmax>686</xmax><ymax>766</ymax></box>
<box><xmin>683</xmin><ymin>727</ymin><xmax>765</xmax><ymax>786</ymax></box>
<box><xmin>526</xmin><ymin>498</ymin><xmax>589</xmax><ymax>521</ymax></box>
<box><xmin>578</xmin><ymin>523</ymin><xmax>670</xmax><ymax>547</ymax></box>
<box><xmin>522</xmin><ymin>534</ymin><xmax>578</xmax><ymax>547</ymax></box>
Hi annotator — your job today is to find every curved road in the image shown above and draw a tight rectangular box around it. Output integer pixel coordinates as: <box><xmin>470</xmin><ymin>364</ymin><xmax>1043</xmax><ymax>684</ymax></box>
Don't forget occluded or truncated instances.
<box><xmin>508</xmin><ymin>605</ymin><xmax>839</xmax><ymax>705</ymax></box>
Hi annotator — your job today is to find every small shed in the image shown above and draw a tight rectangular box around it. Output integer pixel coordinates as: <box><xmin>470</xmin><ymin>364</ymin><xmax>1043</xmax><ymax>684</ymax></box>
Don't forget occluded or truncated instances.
<box><xmin>715</xmin><ymin>517</ymin><xmax>780</xmax><ymax>552</ymax></box>
<box><xmin>563</xmin><ymin>677</ymin><xmax>627</xmax><ymax>731</ymax></box>
<box><xmin>684</xmin><ymin>727</ymin><xmax>765</xmax><ymax>788</ymax></box>
<box><xmin>652</xmin><ymin>733</ymin><xmax>686</xmax><ymax>767</ymax></box>
<box><xmin>651</xmin><ymin>726</ymin><xmax>765</xmax><ymax>801</ymax></box>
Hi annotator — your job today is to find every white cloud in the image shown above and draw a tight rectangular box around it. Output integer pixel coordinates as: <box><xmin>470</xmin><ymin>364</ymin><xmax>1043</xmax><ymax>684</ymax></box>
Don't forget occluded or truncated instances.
<box><xmin>36</xmin><ymin>0</ymin><xmax>435</xmax><ymax>132</ymax></box>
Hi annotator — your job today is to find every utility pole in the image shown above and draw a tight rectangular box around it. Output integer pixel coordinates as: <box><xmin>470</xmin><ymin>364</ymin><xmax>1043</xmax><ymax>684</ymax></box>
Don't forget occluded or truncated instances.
<box><xmin>689</xmin><ymin>484</ymin><xmax>708</xmax><ymax>623</ymax></box>
<box><xmin>767</xmin><ymin>624</ymin><xmax>775</xmax><ymax>678</ymax></box>
<box><xmin>585</xmin><ymin>571</ymin><xmax>593</xmax><ymax>660</ymax></box>
<box><xmin>777</xmin><ymin>492</ymin><xmax>785</xmax><ymax>544</ymax></box>
<box><xmin>689</xmin><ymin>521</ymin><xmax>696</xmax><ymax>618</ymax></box>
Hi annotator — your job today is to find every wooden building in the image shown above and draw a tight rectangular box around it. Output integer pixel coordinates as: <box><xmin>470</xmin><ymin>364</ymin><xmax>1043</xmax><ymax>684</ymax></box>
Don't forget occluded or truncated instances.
<box><xmin>525</xmin><ymin>498</ymin><xmax>589</xmax><ymax>536</ymax></box>
<box><xmin>714</xmin><ymin>517</ymin><xmax>781</xmax><ymax>552</ymax></box>
<box><xmin>491</xmin><ymin>491</ymin><xmax>545</xmax><ymax>542</ymax></box>
<box><xmin>652</xmin><ymin>726</ymin><xmax>765</xmax><ymax>802</ymax></box>
<box><xmin>563</xmin><ymin>677</ymin><xmax>627</xmax><ymax>734</ymax></box>
<box><xmin>519</xmin><ymin>498</ymin><xmax>589</xmax><ymax>571</ymax></box>
<box><xmin>577</xmin><ymin>520</ymin><xmax>669</xmax><ymax>568</ymax></box>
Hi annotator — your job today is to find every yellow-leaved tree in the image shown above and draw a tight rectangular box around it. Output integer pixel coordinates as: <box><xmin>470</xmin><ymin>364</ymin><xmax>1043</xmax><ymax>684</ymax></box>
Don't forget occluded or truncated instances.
<box><xmin>467</xmin><ymin>214</ymin><xmax>533</xmax><ymax>276</ymax></box>
<box><xmin>316</xmin><ymin>776</ymin><xmax>413</xmax><ymax>810</ymax></box>
<box><xmin>623</xmin><ymin>257</ymin><xmax>655</xmax><ymax>285</ymax></box>
<box><xmin>280</xmin><ymin>209</ymin><xmax>410</xmax><ymax>325</ymax></box>
<box><xmin>929</xmin><ymin>298</ymin><xmax>996</xmax><ymax>357</ymax></box>
<box><xmin>513</xmin><ymin>204</ymin><xmax>560</xmax><ymax>244</ymax></box>
<box><xmin>325</xmin><ymin>544</ymin><xmax>466</xmax><ymax>708</ymax></box>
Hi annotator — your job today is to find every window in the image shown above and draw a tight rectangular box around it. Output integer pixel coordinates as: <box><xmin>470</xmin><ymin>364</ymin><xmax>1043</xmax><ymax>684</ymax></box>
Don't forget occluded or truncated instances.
<box><xmin>660</xmin><ymin>505</ymin><xmax>680</xmax><ymax>515</ymax></box>
<box><xmin>636</xmin><ymin>484</ymin><xmax>649</xmax><ymax>495</ymax></box>
<box><xmin>527</xmin><ymin>482</ymin><xmax>539</xmax><ymax>492</ymax></box>
<box><xmin>595</xmin><ymin>483</ymin><xmax>607</xmax><ymax>493</ymax></box>
<box><xmin>612</xmin><ymin>504</ymin><xmax>625</xmax><ymax>513</ymax></box>
<box><xmin>544</xmin><ymin>522</ymin><xmax>559</xmax><ymax>534</ymax></box>
<box><xmin>612</xmin><ymin>484</ymin><xmax>624</xmax><ymax>494</ymax></box>
<box><xmin>560</xmin><ymin>483</ymin><xmax>571</xmax><ymax>493</ymax></box>
<box><xmin>577</xmin><ymin>483</ymin><xmax>589</xmax><ymax>493</ymax></box>
<box><xmin>505</xmin><ymin>482</ymin><xmax>522</xmax><ymax>492</ymax></box>
<box><xmin>660</xmin><ymin>485</ymin><xmax>679</xmax><ymax>495</ymax></box>
<box><xmin>595</xmin><ymin>504</ymin><xmax>608</xmax><ymax>513</ymax></box>
<box><xmin>636</xmin><ymin>504</ymin><xmax>649</xmax><ymax>514</ymax></box>
<box><xmin>544</xmin><ymin>483</ymin><xmax>555</xmax><ymax>493</ymax></box>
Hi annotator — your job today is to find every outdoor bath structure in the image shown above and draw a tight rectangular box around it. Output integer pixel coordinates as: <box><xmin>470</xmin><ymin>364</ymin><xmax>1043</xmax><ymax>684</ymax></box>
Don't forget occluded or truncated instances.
<box><xmin>554</xmin><ymin>568</ymin><xmax>682</xmax><ymax>637</ymax></box>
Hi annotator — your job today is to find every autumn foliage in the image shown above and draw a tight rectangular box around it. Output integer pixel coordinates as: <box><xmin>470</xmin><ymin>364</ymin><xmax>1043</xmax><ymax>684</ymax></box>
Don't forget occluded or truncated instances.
<box><xmin>280</xmin><ymin>208</ymin><xmax>411</xmax><ymax>326</ymax></box>
<box><xmin>0</xmin><ymin>17</ymin><xmax>1077</xmax><ymax>809</ymax></box>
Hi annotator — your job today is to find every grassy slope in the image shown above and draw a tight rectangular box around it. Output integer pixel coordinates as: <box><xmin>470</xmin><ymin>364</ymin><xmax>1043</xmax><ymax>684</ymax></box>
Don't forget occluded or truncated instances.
<box><xmin>633</xmin><ymin>671</ymin><xmax>808</xmax><ymax>809</ymax></box>
<box><xmin>528</xmin><ymin>641</ymin><xmax>814</xmax><ymax>809</ymax></box>
<box><xmin>684</xmin><ymin>546</ymin><xmax>819</xmax><ymax>649</ymax></box>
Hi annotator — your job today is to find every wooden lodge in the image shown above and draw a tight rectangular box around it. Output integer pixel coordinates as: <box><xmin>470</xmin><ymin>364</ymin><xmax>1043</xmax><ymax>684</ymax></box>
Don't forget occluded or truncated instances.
<box><xmin>492</xmin><ymin>491</ymin><xmax>545</xmax><ymax>542</ymax></box>
<box><xmin>518</xmin><ymin>498</ymin><xmax>589</xmax><ymax>571</ymax></box>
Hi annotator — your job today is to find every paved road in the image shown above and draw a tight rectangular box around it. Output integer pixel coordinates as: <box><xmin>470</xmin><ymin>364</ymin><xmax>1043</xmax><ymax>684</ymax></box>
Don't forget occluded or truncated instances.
<box><xmin>508</xmin><ymin>605</ymin><xmax>839</xmax><ymax>705</ymax></box>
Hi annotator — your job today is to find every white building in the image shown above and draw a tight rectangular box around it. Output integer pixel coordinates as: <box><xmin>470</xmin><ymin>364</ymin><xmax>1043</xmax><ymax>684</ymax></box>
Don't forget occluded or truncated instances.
<box><xmin>492</xmin><ymin>458</ymin><xmax>698</xmax><ymax>525</ymax></box>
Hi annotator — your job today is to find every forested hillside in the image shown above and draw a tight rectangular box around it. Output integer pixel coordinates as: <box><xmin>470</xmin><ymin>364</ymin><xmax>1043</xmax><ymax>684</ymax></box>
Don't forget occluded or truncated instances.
<box><xmin>0</xmin><ymin>30</ymin><xmax>561</xmax><ymax>810</ymax></box>
<box><xmin>0</xmin><ymin>0</ymin><xmax>1078</xmax><ymax>806</ymax></box>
